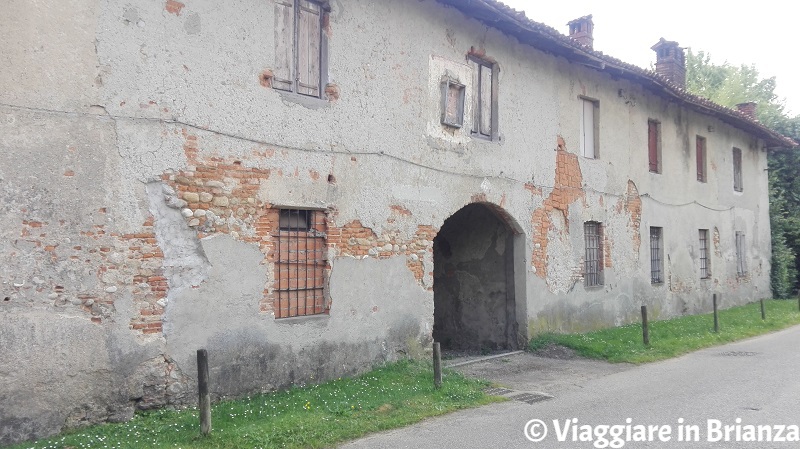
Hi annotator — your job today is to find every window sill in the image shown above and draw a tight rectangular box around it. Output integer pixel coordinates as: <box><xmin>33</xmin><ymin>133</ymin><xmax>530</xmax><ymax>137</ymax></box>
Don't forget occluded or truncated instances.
<box><xmin>651</xmin><ymin>281</ymin><xmax>665</xmax><ymax>286</ymax></box>
<box><xmin>584</xmin><ymin>284</ymin><xmax>604</xmax><ymax>290</ymax></box>
<box><xmin>276</xmin><ymin>90</ymin><xmax>331</xmax><ymax>110</ymax></box>
<box><xmin>470</xmin><ymin>131</ymin><xmax>501</xmax><ymax>143</ymax></box>
<box><xmin>275</xmin><ymin>312</ymin><xmax>330</xmax><ymax>324</ymax></box>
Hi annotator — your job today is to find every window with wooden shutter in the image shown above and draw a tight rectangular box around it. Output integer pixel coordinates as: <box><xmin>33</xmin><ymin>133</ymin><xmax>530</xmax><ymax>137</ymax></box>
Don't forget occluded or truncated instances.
<box><xmin>272</xmin><ymin>0</ymin><xmax>326</xmax><ymax>98</ymax></box>
<box><xmin>696</xmin><ymin>136</ymin><xmax>707</xmax><ymax>182</ymax></box>
<box><xmin>580</xmin><ymin>98</ymin><xmax>598</xmax><ymax>158</ymax></box>
<box><xmin>469</xmin><ymin>56</ymin><xmax>499</xmax><ymax>141</ymax></box>
<box><xmin>733</xmin><ymin>147</ymin><xmax>743</xmax><ymax>192</ymax></box>
<box><xmin>648</xmin><ymin>120</ymin><xmax>661</xmax><ymax>173</ymax></box>
<box><xmin>441</xmin><ymin>78</ymin><xmax>465</xmax><ymax>128</ymax></box>
<box><xmin>735</xmin><ymin>231</ymin><xmax>747</xmax><ymax>277</ymax></box>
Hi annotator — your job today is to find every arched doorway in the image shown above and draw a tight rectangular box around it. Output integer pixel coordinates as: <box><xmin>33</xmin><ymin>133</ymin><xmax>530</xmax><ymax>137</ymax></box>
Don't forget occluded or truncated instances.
<box><xmin>433</xmin><ymin>203</ymin><xmax>523</xmax><ymax>351</ymax></box>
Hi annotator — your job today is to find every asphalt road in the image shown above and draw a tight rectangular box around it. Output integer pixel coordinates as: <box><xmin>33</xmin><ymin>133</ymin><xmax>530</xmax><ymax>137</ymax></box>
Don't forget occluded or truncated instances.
<box><xmin>340</xmin><ymin>325</ymin><xmax>800</xmax><ymax>448</ymax></box>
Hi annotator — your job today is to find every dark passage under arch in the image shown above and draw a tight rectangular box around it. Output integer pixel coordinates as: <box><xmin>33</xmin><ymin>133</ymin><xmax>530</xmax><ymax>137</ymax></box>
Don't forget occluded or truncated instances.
<box><xmin>433</xmin><ymin>203</ymin><xmax>519</xmax><ymax>351</ymax></box>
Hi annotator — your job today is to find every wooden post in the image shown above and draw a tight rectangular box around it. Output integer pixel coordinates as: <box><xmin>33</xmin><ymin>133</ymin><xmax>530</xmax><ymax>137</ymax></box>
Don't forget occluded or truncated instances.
<box><xmin>641</xmin><ymin>305</ymin><xmax>650</xmax><ymax>346</ymax></box>
<box><xmin>760</xmin><ymin>298</ymin><xmax>766</xmax><ymax>320</ymax></box>
<box><xmin>197</xmin><ymin>349</ymin><xmax>211</xmax><ymax>435</ymax></box>
<box><xmin>713</xmin><ymin>294</ymin><xmax>719</xmax><ymax>333</ymax></box>
<box><xmin>432</xmin><ymin>342</ymin><xmax>442</xmax><ymax>389</ymax></box>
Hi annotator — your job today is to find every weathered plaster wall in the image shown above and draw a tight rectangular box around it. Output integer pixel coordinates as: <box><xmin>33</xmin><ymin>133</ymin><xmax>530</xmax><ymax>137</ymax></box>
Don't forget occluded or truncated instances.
<box><xmin>0</xmin><ymin>0</ymin><xmax>773</xmax><ymax>443</ymax></box>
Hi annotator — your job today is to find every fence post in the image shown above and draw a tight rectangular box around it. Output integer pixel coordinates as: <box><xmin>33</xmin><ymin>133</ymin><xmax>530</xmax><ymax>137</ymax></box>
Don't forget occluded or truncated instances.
<box><xmin>760</xmin><ymin>298</ymin><xmax>766</xmax><ymax>320</ymax></box>
<box><xmin>713</xmin><ymin>294</ymin><xmax>719</xmax><ymax>333</ymax></box>
<box><xmin>641</xmin><ymin>305</ymin><xmax>650</xmax><ymax>346</ymax></box>
<box><xmin>432</xmin><ymin>342</ymin><xmax>442</xmax><ymax>389</ymax></box>
<box><xmin>197</xmin><ymin>349</ymin><xmax>211</xmax><ymax>435</ymax></box>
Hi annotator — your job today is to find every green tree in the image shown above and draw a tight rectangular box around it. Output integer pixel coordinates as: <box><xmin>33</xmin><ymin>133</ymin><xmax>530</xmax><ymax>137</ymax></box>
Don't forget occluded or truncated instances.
<box><xmin>685</xmin><ymin>49</ymin><xmax>800</xmax><ymax>297</ymax></box>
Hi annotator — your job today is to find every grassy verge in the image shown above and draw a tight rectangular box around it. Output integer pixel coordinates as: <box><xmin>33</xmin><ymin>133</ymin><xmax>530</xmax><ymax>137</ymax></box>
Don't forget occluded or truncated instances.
<box><xmin>529</xmin><ymin>299</ymin><xmax>800</xmax><ymax>364</ymax></box>
<box><xmin>12</xmin><ymin>360</ymin><xmax>499</xmax><ymax>449</ymax></box>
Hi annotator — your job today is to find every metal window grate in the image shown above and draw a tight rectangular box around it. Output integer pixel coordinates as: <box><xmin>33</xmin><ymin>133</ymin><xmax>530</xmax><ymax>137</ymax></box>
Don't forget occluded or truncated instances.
<box><xmin>275</xmin><ymin>209</ymin><xmax>327</xmax><ymax>318</ymax></box>
<box><xmin>650</xmin><ymin>227</ymin><xmax>663</xmax><ymax>284</ymax></box>
<box><xmin>699</xmin><ymin>229</ymin><xmax>710</xmax><ymax>279</ymax></box>
<box><xmin>735</xmin><ymin>232</ymin><xmax>747</xmax><ymax>276</ymax></box>
<box><xmin>584</xmin><ymin>222</ymin><xmax>602</xmax><ymax>286</ymax></box>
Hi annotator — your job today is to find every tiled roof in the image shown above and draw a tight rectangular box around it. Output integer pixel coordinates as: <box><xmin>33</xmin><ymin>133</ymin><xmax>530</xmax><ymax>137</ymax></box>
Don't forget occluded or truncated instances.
<box><xmin>437</xmin><ymin>0</ymin><xmax>797</xmax><ymax>148</ymax></box>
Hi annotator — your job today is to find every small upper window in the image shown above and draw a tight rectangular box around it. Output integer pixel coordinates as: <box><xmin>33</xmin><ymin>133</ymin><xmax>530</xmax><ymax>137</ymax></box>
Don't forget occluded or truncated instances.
<box><xmin>733</xmin><ymin>147</ymin><xmax>743</xmax><ymax>192</ymax></box>
<box><xmin>273</xmin><ymin>0</ymin><xmax>328</xmax><ymax>98</ymax></box>
<box><xmin>279</xmin><ymin>209</ymin><xmax>310</xmax><ymax>231</ymax></box>
<box><xmin>648</xmin><ymin>120</ymin><xmax>661</xmax><ymax>173</ymax></box>
<box><xmin>696</xmin><ymin>136</ymin><xmax>707</xmax><ymax>182</ymax></box>
<box><xmin>441</xmin><ymin>78</ymin><xmax>466</xmax><ymax>128</ymax></box>
<box><xmin>580</xmin><ymin>98</ymin><xmax>598</xmax><ymax>158</ymax></box>
<box><xmin>469</xmin><ymin>56</ymin><xmax>499</xmax><ymax>140</ymax></box>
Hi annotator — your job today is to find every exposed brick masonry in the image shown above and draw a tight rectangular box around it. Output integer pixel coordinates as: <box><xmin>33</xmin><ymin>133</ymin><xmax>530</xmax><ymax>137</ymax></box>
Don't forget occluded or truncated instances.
<box><xmin>152</xmin><ymin>130</ymin><xmax>437</xmax><ymax>320</ymax></box>
<box><xmin>530</xmin><ymin>138</ymin><xmax>586</xmax><ymax>278</ymax></box>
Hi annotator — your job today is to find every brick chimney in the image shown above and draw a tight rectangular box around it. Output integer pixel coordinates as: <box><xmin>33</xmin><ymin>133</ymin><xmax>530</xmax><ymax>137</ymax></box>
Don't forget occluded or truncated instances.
<box><xmin>568</xmin><ymin>15</ymin><xmax>594</xmax><ymax>49</ymax></box>
<box><xmin>651</xmin><ymin>38</ymin><xmax>685</xmax><ymax>87</ymax></box>
<box><xmin>736</xmin><ymin>102</ymin><xmax>758</xmax><ymax>120</ymax></box>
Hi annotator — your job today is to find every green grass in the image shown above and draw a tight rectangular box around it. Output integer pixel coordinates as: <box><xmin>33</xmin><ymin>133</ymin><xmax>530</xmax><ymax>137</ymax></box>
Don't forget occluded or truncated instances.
<box><xmin>12</xmin><ymin>360</ymin><xmax>499</xmax><ymax>449</ymax></box>
<box><xmin>529</xmin><ymin>299</ymin><xmax>800</xmax><ymax>364</ymax></box>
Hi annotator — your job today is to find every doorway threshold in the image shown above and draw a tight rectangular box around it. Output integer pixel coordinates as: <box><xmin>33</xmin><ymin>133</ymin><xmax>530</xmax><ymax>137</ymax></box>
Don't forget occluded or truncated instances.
<box><xmin>444</xmin><ymin>350</ymin><xmax>525</xmax><ymax>368</ymax></box>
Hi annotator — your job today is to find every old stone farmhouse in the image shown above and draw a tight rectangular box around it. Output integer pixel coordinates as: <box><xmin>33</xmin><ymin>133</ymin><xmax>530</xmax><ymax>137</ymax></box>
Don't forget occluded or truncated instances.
<box><xmin>1</xmin><ymin>0</ymin><xmax>795</xmax><ymax>444</ymax></box>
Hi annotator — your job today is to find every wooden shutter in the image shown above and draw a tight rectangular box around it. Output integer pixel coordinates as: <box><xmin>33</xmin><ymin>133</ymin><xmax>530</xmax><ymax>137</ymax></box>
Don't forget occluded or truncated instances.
<box><xmin>648</xmin><ymin>121</ymin><xmax>659</xmax><ymax>172</ymax></box>
<box><xmin>470</xmin><ymin>59</ymin><xmax>479</xmax><ymax>134</ymax></box>
<box><xmin>297</xmin><ymin>0</ymin><xmax>321</xmax><ymax>97</ymax></box>
<box><xmin>582</xmin><ymin>99</ymin><xmax>595</xmax><ymax>158</ymax></box>
<box><xmin>696</xmin><ymin>137</ymin><xmax>706</xmax><ymax>182</ymax></box>
<box><xmin>479</xmin><ymin>64</ymin><xmax>492</xmax><ymax>137</ymax></box>
<box><xmin>273</xmin><ymin>0</ymin><xmax>295</xmax><ymax>92</ymax></box>
<box><xmin>733</xmin><ymin>148</ymin><xmax>743</xmax><ymax>191</ymax></box>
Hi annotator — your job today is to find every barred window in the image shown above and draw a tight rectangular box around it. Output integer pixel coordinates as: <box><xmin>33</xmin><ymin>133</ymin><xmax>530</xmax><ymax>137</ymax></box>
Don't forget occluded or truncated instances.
<box><xmin>650</xmin><ymin>227</ymin><xmax>663</xmax><ymax>284</ymax></box>
<box><xmin>274</xmin><ymin>209</ymin><xmax>327</xmax><ymax>318</ymax></box>
<box><xmin>735</xmin><ymin>232</ymin><xmax>747</xmax><ymax>277</ymax></box>
<box><xmin>584</xmin><ymin>222</ymin><xmax>603</xmax><ymax>287</ymax></box>
<box><xmin>699</xmin><ymin>229</ymin><xmax>710</xmax><ymax>279</ymax></box>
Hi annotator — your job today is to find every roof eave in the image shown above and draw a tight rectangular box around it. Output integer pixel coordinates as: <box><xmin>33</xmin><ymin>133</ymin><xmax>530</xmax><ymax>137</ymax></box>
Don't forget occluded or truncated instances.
<box><xmin>436</xmin><ymin>0</ymin><xmax>797</xmax><ymax>149</ymax></box>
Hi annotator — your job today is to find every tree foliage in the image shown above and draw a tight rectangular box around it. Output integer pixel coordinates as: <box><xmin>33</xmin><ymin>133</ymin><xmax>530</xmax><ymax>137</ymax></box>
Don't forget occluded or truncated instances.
<box><xmin>685</xmin><ymin>49</ymin><xmax>800</xmax><ymax>297</ymax></box>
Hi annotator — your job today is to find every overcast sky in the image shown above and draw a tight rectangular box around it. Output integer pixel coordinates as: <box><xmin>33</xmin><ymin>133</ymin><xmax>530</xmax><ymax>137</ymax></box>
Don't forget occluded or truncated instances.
<box><xmin>499</xmin><ymin>0</ymin><xmax>800</xmax><ymax>116</ymax></box>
